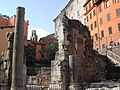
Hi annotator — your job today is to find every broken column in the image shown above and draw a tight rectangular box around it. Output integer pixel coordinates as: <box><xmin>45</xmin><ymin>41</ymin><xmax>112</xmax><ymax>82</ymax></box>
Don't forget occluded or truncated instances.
<box><xmin>11</xmin><ymin>7</ymin><xmax>25</xmax><ymax>90</ymax></box>
<box><xmin>69</xmin><ymin>55</ymin><xmax>74</xmax><ymax>84</ymax></box>
<box><xmin>7</xmin><ymin>32</ymin><xmax>14</xmax><ymax>89</ymax></box>
<box><xmin>69</xmin><ymin>55</ymin><xmax>77</xmax><ymax>90</ymax></box>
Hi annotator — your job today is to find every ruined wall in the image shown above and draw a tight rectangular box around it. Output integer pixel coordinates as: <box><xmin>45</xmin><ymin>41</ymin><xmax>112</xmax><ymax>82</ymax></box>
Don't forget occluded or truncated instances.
<box><xmin>62</xmin><ymin>14</ymin><xmax>107</xmax><ymax>83</ymax></box>
<box><xmin>0</xmin><ymin>28</ymin><xmax>14</xmax><ymax>55</ymax></box>
<box><xmin>51</xmin><ymin>14</ymin><xmax>107</xmax><ymax>90</ymax></box>
<box><xmin>0</xmin><ymin>32</ymin><xmax>14</xmax><ymax>87</ymax></box>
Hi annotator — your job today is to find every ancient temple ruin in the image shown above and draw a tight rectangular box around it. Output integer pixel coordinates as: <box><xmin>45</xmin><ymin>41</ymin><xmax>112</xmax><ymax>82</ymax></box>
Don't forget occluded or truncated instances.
<box><xmin>0</xmin><ymin>32</ymin><xmax>14</xmax><ymax>89</ymax></box>
<box><xmin>51</xmin><ymin>14</ymin><xmax>107</xmax><ymax>89</ymax></box>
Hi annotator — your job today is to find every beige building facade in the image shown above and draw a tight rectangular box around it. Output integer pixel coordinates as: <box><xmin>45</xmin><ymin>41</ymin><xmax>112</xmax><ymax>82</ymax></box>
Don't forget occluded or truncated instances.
<box><xmin>54</xmin><ymin>0</ymin><xmax>86</xmax><ymax>54</ymax></box>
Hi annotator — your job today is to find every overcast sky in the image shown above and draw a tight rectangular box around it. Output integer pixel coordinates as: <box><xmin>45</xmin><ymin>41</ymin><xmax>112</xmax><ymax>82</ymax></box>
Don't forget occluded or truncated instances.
<box><xmin>0</xmin><ymin>0</ymin><xmax>69</xmax><ymax>40</ymax></box>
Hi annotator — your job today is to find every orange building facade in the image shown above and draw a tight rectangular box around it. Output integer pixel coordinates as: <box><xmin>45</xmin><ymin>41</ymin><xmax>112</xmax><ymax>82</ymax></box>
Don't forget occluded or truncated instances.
<box><xmin>84</xmin><ymin>0</ymin><xmax>120</xmax><ymax>50</ymax></box>
<box><xmin>0</xmin><ymin>15</ymin><xmax>28</xmax><ymax>37</ymax></box>
<box><xmin>28</xmin><ymin>30</ymin><xmax>47</xmax><ymax>61</ymax></box>
<box><xmin>0</xmin><ymin>15</ymin><xmax>29</xmax><ymax>55</ymax></box>
<box><xmin>26</xmin><ymin>40</ymin><xmax>46</xmax><ymax>61</ymax></box>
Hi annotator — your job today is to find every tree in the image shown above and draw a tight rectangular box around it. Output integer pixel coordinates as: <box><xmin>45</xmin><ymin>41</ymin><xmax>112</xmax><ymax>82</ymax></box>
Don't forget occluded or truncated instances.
<box><xmin>25</xmin><ymin>44</ymin><xmax>37</xmax><ymax>76</ymax></box>
<box><xmin>47</xmin><ymin>41</ymin><xmax>58</xmax><ymax>61</ymax></box>
<box><xmin>40</xmin><ymin>46</ymin><xmax>47</xmax><ymax>59</ymax></box>
<box><xmin>25</xmin><ymin>44</ymin><xmax>36</xmax><ymax>65</ymax></box>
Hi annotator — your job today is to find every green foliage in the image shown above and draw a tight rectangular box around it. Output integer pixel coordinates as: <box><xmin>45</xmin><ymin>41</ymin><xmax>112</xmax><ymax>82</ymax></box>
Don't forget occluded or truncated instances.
<box><xmin>47</xmin><ymin>41</ymin><xmax>58</xmax><ymax>61</ymax></box>
<box><xmin>25</xmin><ymin>44</ymin><xmax>37</xmax><ymax>76</ymax></box>
<box><xmin>25</xmin><ymin>44</ymin><xmax>36</xmax><ymax>66</ymax></box>
<box><xmin>40</xmin><ymin>46</ymin><xmax>47</xmax><ymax>58</ymax></box>
<box><xmin>39</xmin><ymin>41</ymin><xmax>58</xmax><ymax>61</ymax></box>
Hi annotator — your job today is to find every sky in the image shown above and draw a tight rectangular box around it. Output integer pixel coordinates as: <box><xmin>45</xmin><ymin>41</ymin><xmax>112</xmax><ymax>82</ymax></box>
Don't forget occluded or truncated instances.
<box><xmin>0</xmin><ymin>0</ymin><xmax>69</xmax><ymax>40</ymax></box>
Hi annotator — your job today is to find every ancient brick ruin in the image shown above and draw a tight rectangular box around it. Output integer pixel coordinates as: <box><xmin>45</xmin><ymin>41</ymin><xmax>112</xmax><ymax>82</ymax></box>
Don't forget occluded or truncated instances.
<box><xmin>51</xmin><ymin>14</ymin><xmax>107</xmax><ymax>89</ymax></box>
<box><xmin>63</xmin><ymin>14</ymin><xmax>107</xmax><ymax>83</ymax></box>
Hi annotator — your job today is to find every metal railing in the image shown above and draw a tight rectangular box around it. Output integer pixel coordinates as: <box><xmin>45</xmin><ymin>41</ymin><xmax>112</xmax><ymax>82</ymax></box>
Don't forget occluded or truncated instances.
<box><xmin>0</xmin><ymin>83</ymin><xmax>120</xmax><ymax>90</ymax></box>
<box><xmin>26</xmin><ymin>84</ymin><xmax>48</xmax><ymax>90</ymax></box>
<box><xmin>98</xmin><ymin>46</ymin><xmax>120</xmax><ymax>66</ymax></box>
<box><xmin>25</xmin><ymin>82</ymin><xmax>120</xmax><ymax>90</ymax></box>
<box><xmin>107</xmin><ymin>50</ymin><xmax>120</xmax><ymax>65</ymax></box>
<box><xmin>85</xmin><ymin>83</ymin><xmax>120</xmax><ymax>90</ymax></box>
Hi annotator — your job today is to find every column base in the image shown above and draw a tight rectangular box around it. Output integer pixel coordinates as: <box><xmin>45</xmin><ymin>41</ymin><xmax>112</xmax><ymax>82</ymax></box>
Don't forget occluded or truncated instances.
<box><xmin>69</xmin><ymin>83</ymin><xmax>79</xmax><ymax>90</ymax></box>
<box><xmin>11</xmin><ymin>86</ymin><xmax>25</xmax><ymax>90</ymax></box>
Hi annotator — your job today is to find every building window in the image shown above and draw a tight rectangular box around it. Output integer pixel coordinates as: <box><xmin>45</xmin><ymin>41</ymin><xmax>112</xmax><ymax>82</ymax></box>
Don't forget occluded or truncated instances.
<box><xmin>87</xmin><ymin>16</ymin><xmax>89</xmax><ymax>22</ymax></box>
<box><xmin>94</xmin><ymin>21</ymin><xmax>97</xmax><ymax>28</ymax></box>
<box><xmin>100</xmin><ymin>18</ymin><xmax>103</xmax><ymax>25</ymax></box>
<box><xmin>89</xmin><ymin>3</ymin><xmax>91</xmax><ymax>9</ymax></box>
<box><xmin>118</xmin><ymin>23</ymin><xmax>120</xmax><ymax>31</ymax></box>
<box><xmin>115</xmin><ymin>0</ymin><xmax>120</xmax><ymax>3</ymax></box>
<box><xmin>116</xmin><ymin>8</ymin><xmax>120</xmax><ymax>17</ymax></box>
<box><xmin>93</xmin><ymin>9</ymin><xmax>96</xmax><ymax>16</ymax></box>
<box><xmin>106</xmin><ymin>0</ymin><xmax>110</xmax><ymax>8</ymax></box>
<box><xmin>101</xmin><ymin>30</ymin><xmax>104</xmax><ymax>38</ymax></box>
<box><xmin>77</xmin><ymin>10</ymin><xmax>80</xmax><ymax>16</ymax></box>
<box><xmin>107</xmin><ymin>13</ymin><xmax>110</xmax><ymax>21</ymax></box>
<box><xmin>88</xmin><ymin>26</ymin><xmax>89</xmax><ymax>30</ymax></box>
<box><xmin>66</xmin><ymin>11</ymin><xmax>68</xmax><ymax>16</ymax></box>
<box><xmin>86</xmin><ymin>6</ymin><xmax>88</xmax><ymax>11</ymax></box>
<box><xmin>95</xmin><ymin>34</ymin><xmax>98</xmax><ymax>40</ymax></box>
<box><xmin>84</xmin><ymin>18</ymin><xmax>86</xmax><ymax>25</ymax></box>
<box><xmin>77</xmin><ymin>0</ymin><xmax>79</xmax><ymax>4</ymax></box>
<box><xmin>92</xmin><ymin>0</ymin><xmax>95</xmax><ymax>4</ymax></box>
<box><xmin>99</xmin><ymin>5</ymin><xmax>102</xmax><ymax>13</ymax></box>
<box><xmin>90</xmin><ymin>13</ymin><xmax>92</xmax><ymax>19</ymax></box>
<box><xmin>108</xmin><ymin>27</ymin><xmax>112</xmax><ymax>34</ymax></box>
<box><xmin>91</xmin><ymin>24</ymin><xmax>93</xmax><ymax>30</ymax></box>
<box><xmin>71</xmin><ymin>5</ymin><xmax>74</xmax><ymax>11</ymax></box>
<box><xmin>91</xmin><ymin>36</ymin><xmax>94</xmax><ymax>41</ymax></box>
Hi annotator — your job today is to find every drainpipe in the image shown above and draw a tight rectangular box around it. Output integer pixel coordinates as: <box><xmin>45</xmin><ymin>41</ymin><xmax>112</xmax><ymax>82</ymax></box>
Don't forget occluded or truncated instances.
<box><xmin>95</xmin><ymin>4</ymin><xmax>101</xmax><ymax>50</ymax></box>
